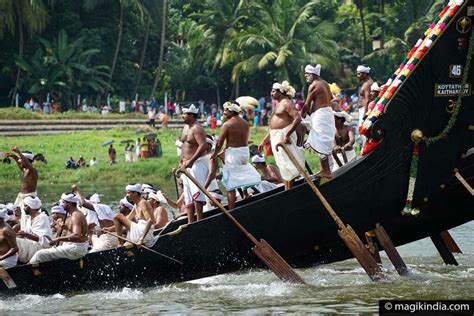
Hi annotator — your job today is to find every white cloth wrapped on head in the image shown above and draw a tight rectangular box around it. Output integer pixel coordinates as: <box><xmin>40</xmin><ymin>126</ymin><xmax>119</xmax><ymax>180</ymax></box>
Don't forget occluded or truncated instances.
<box><xmin>305</xmin><ymin>64</ymin><xmax>321</xmax><ymax>76</ymax></box>
<box><xmin>125</xmin><ymin>183</ymin><xmax>142</xmax><ymax>193</ymax></box>
<box><xmin>22</xmin><ymin>152</ymin><xmax>35</xmax><ymax>161</ymax></box>
<box><xmin>24</xmin><ymin>196</ymin><xmax>42</xmax><ymax>209</ymax></box>
<box><xmin>371</xmin><ymin>82</ymin><xmax>381</xmax><ymax>92</ymax></box>
<box><xmin>272</xmin><ymin>81</ymin><xmax>296</xmax><ymax>98</ymax></box>
<box><xmin>51</xmin><ymin>205</ymin><xmax>66</xmax><ymax>215</ymax></box>
<box><xmin>61</xmin><ymin>192</ymin><xmax>78</xmax><ymax>204</ymax></box>
<box><xmin>223</xmin><ymin>101</ymin><xmax>241</xmax><ymax>113</ymax></box>
<box><xmin>222</xmin><ymin>147</ymin><xmax>261</xmax><ymax>191</ymax></box>
<box><xmin>182</xmin><ymin>104</ymin><xmax>199</xmax><ymax>114</ymax></box>
<box><xmin>181</xmin><ymin>155</ymin><xmax>209</xmax><ymax>206</ymax></box>
<box><xmin>88</xmin><ymin>193</ymin><xmax>100</xmax><ymax>204</ymax></box>
<box><xmin>120</xmin><ymin>198</ymin><xmax>133</xmax><ymax>211</ymax></box>
<box><xmin>251</xmin><ymin>155</ymin><xmax>265</xmax><ymax>164</ymax></box>
<box><xmin>270</xmin><ymin>125</ymin><xmax>305</xmax><ymax>181</ymax></box>
<box><xmin>333</xmin><ymin>111</ymin><xmax>353</xmax><ymax>123</ymax></box>
<box><xmin>356</xmin><ymin>65</ymin><xmax>371</xmax><ymax>73</ymax></box>
<box><xmin>306</xmin><ymin>107</ymin><xmax>336</xmax><ymax>156</ymax></box>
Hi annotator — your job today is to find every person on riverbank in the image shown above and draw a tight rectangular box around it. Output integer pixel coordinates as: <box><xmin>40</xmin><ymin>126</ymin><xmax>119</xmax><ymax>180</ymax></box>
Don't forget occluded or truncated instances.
<box><xmin>302</xmin><ymin>64</ymin><xmax>336</xmax><ymax>179</ymax></box>
<box><xmin>113</xmin><ymin>184</ymin><xmax>156</xmax><ymax>247</ymax></box>
<box><xmin>212</xmin><ymin>101</ymin><xmax>261</xmax><ymax>209</ymax></box>
<box><xmin>15</xmin><ymin>196</ymin><xmax>52</xmax><ymax>263</ymax></box>
<box><xmin>6</xmin><ymin>146</ymin><xmax>38</xmax><ymax>232</ymax></box>
<box><xmin>179</xmin><ymin>104</ymin><xmax>209</xmax><ymax>223</ymax></box>
<box><xmin>29</xmin><ymin>193</ymin><xmax>89</xmax><ymax>264</ymax></box>
<box><xmin>108</xmin><ymin>144</ymin><xmax>116</xmax><ymax>165</ymax></box>
<box><xmin>0</xmin><ymin>208</ymin><xmax>18</xmax><ymax>268</ymax></box>
<box><xmin>259</xmin><ymin>81</ymin><xmax>304</xmax><ymax>189</ymax></box>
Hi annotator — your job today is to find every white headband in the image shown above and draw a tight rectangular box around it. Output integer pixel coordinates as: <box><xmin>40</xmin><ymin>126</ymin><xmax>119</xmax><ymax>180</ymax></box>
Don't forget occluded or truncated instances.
<box><xmin>61</xmin><ymin>192</ymin><xmax>78</xmax><ymax>203</ymax></box>
<box><xmin>272</xmin><ymin>81</ymin><xmax>296</xmax><ymax>98</ymax></box>
<box><xmin>371</xmin><ymin>82</ymin><xmax>381</xmax><ymax>92</ymax></box>
<box><xmin>251</xmin><ymin>155</ymin><xmax>265</xmax><ymax>163</ymax></box>
<box><xmin>51</xmin><ymin>205</ymin><xmax>66</xmax><ymax>214</ymax></box>
<box><xmin>24</xmin><ymin>196</ymin><xmax>42</xmax><ymax>209</ymax></box>
<box><xmin>333</xmin><ymin>111</ymin><xmax>353</xmax><ymax>123</ymax></box>
<box><xmin>125</xmin><ymin>183</ymin><xmax>142</xmax><ymax>193</ymax></box>
<box><xmin>119</xmin><ymin>197</ymin><xmax>134</xmax><ymax>210</ymax></box>
<box><xmin>356</xmin><ymin>65</ymin><xmax>371</xmax><ymax>73</ymax></box>
<box><xmin>182</xmin><ymin>104</ymin><xmax>199</xmax><ymax>114</ymax></box>
<box><xmin>88</xmin><ymin>193</ymin><xmax>100</xmax><ymax>204</ymax></box>
<box><xmin>223</xmin><ymin>101</ymin><xmax>242</xmax><ymax>113</ymax></box>
<box><xmin>305</xmin><ymin>64</ymin><xmax>321</xmax><ymax>76</ymax></box>
<box><xmin>143</xmin><ymin>187</ymin><xmax>157</xmax><ymax>194</ymax></box>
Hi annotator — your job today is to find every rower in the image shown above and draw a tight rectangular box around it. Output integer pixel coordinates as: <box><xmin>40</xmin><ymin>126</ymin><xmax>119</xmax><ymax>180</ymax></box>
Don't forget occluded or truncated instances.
<box><xmin>251</xmin><ymin>155</ymin><xmax>284</xmax><ymax>193</ymax></box>
<box><xmin>29</xmin><ymin>193</ymin><xmax>89</xmax><ymax>264</ymax></box>
<box><xmin>148</xmin><ymin>191</ymin><xmax>169</xmax><ymax>229</ymax></box>
<box><xmin>72</xmin><ymin>187</ymin><xmax>117</xmax><ymax>253</ymax></box>
<box><xmin>0</xmin><ymin>208</ymin><xmax>18</xmax><ymax>269</ymax></box>
<box><xmin>113</xmin><ymin>184</ymin><xmax>156</xmax><ymax>247</ymax></box>
<box><xmin>15</xmin><ymin>196</ymin><xmax>53</xmax><ymax>263</ymax></box>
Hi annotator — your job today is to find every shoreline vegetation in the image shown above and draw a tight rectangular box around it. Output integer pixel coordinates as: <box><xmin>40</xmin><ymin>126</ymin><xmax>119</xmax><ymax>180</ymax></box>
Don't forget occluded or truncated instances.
<box><xmin>0</xmin><ymin>116</ymin><xmax>321</xmax><ymax>188</ymax></box>
<box><xmin>0</xmin><ymin>107</ymin><xmax>150</xmax><ymax>120</ymax></box>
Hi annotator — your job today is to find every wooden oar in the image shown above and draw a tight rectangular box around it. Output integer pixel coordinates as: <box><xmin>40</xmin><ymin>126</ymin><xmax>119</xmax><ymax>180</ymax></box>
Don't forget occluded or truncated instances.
<box><xmin>102</xmin><ymin>230</ymin><xmax>183</xmax><ymax>265</ymax></box>
<box><xmin>173</xmin><ymin>171</ymin><xmax>180</xmax><ymax>199</ymax></box>
<box><xmin>440</xmin><ymin>230</ymin><xmax>463</xmax><ymax>254</ymax></box>
<box><xmin>0</xmin><ymin>267</ymin><xmax>17</xmax><ymax>289</ymax></box>
<box><xmin>332</xmin><ymin>150</ymin><xmax>343</xmax><ymax>167</ymax></box>
<box><xmin>176</xmin><ymin>168</ymin><xmax>305</xmax><ymax>284</ymax></box>
<box><xmin>276</xmin><ymin>142</ymin><xmax>384</xmax><ymax>281</ymax></box>
<box><xmin>341</xmin><ymin>148</ymin><xmax>348</xmax><ymax>164</ymax></box>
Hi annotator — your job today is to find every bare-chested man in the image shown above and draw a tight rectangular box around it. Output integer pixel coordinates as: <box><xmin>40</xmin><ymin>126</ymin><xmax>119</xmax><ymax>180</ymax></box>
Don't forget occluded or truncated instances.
<box><xmin>113</xmin><ymin>183</ymin><xmax>156</xmax><ymax>247</ymax></box>
<box><xmin>301</xmin><ymin>64</ymin><xmax>336</xmax><ymax>179</ymax></box>
<box><xmin>30</xmin><ymin>192</ymin><xmax>89</xmax><ymax>264</ymax></box>
<box><xmin>6</xmin><ymin>146</ymin><xmax>38</xmax><ymax>231</ymax></box>
<box><xmin>179</xmin><ymin>104</ymin><xmax>209</xmax><ymax>222</ymax></box>
<box><xmin>332</xmin><ymin>111</ymin><xmax>356</xmax><ymax>171</ymax></box>
<box><xmin>259</xmin><ymin>81</ymin><xmax>304</xmax><ymax>189</ymax></box>
<box><xmin>211</xmin><ymin>101</ymin><xmax>261</xmax><ymax>209</ymax></box>
<box><xmin>148</xmin><ymin>191</ymin><xmax>169</xmax><ymax>229</ymax></box>
<box><xmin>0</xmin><ymin>209</ymin><xmax>18</xmax><ymax>268</ymax></box>
<box><xmin>251</xmin><ymin>155</ymin><xmax>284</xmax><ymax>185</ymax></box>
<box><xmin>356</xmin><ymin>65</ymin><xmax>374</xmax><ymax>126</ymax></box>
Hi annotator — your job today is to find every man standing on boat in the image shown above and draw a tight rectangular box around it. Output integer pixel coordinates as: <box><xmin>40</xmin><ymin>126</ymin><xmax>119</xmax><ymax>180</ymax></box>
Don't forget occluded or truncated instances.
<box><xmin>179</xmin><ymin>104</ymin><xmax>209</xmax><ymax>222</ymax></box>
<box><xmin>0</xmin><ymin>208</ymin><xmax>18</xmax><ymax>268</ymax></box>
<box><xmin>301</xmin><ymin>64</ymin><xmax>336</xmax><ymax>179</ymax></box>
<box><xmin>30</xmin><ymin>193</ymin><xmax>89</xmax><ymax>264</ymax></box>
<box><xmin>113</xmin><ymin>184</ymin><xmax>156</xmax><ymax>247</ymax></box>
<box><xmin>211</xmin><ymin>101</ymin><xmax>261</xmax><ymax>209</ymax></box>
<box><xmin>15</xmin><ymin>196</ymin><xmax>52</xmax><ymax>263</ymax></box>
<box><xmin>356</xmin><ymin>65</ymin><xmax>374</xmax><ymax>126</ymax></box>
<box><xmin>6</xmin><ymin>146</ymin><xmax>38</xmax><ymax>232</ymax></box>
<box><xmin>259</xmin><ymin>81</ymin><xmax>305</xmax><ymax>189</ymax></box>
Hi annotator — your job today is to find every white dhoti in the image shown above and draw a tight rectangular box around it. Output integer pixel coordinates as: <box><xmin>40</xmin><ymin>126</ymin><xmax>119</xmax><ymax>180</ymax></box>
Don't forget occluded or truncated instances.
<box><xmin>16</xmin><ymin>238</ymin><xmax>47</xmax><ymax>263</ymax></box>
<box><xmin>181</xmin><ymin>155</ymin><xmax>209</xmax><ymax>206</ymax></box>
<box><xmin>0</xmin><ymin>254</ymin><xmax>18</xmax><ymax>269</ymax></box>
<box><xmin>90</xmin><ymin>233</ymin><xmax>119</xmax><ymax>253</ymax></box>
<box><xmin>29</xmin><ymin>242</ymin><xmax>89</xmax><ymax>264</ymax></box>
<box><xmin>256</xmin><ymin>180</ymin><xmax>282</xmax><ymax>193</ymax></box>
<box><xmin>270</xmin><ymin>125</ymin><xmax>305</xmax><ymax>181</ymax></box>
<box><xmin>14</xmin><ymin>191</ymin><xmax>37</xmax><ymax>231</ymax></box>
<box><xmin>332</xmin><ymin>149</ymin><xmax>357</xmax><ymax>172</ymax></box>
<box><xmin>305</xmin><ymin>107</ymin><xmax>336</xmax><ymax>156</ymax></box>
<box><xmin>127</xmin><ymin>220</ymin><xmax>156</xmax><ymax>248</ymax></box>
<box><xmin>222</xmin><ymin>147</ymin><xmax>261</xmax><ymax>191</ymax></box>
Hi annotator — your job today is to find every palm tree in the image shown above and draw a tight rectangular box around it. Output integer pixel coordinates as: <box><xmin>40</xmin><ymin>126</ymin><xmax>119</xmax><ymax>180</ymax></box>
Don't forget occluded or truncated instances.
<box><xmin>354</xmin><ymin>0</ymin><xmax>368</xmax><ymax>56</ymax></box>
<box><xmin>84</xmin><ymin>0</ymin><xmax>145</xmax><ymax>95</ymax></box>
<box><xmin>231</xmin><ymin>0</ymin><xmax>339</xmax><ymax>89</ymax></box>
<box><xmin>150</xmin><ymin>0</ymin><xmax>167</xmax><ymax>99</ymax></box>
<box><xmin>0</xmin><ymin>0</ymin><xmax>48</xmax><ymax>106</ymax></box>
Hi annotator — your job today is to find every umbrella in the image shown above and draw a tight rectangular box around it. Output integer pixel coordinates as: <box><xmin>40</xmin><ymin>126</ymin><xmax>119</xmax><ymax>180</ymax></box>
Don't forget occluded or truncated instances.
<box><xmin>236</xmin><ymin>96</ymin><xmax>259</xmax><ymax>110</ymax></box>
<box><xmin>144</xmin><ymin>133</ymin><xmax>157</xmax><ymax>140</ymax></box>
<box><xmin>120</xmin><ymin>139</ymin><xmax>134</xmax><ymax>144</ymax></box>
<box><xmin>102</xmin><ymin>140</ymin><xmax>114</xmax><ymax>146</ymax></box>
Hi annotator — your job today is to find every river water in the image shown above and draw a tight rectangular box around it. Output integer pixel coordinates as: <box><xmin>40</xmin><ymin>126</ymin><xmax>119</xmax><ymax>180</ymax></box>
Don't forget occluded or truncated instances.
<box><xmin>0</xmin><ymin>184</ymin><xmax>472</xmax><ymax>314</ymax></box>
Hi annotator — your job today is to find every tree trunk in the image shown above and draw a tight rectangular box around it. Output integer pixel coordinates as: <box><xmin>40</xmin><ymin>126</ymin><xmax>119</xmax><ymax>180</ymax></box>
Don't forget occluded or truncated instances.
<box><xmin>216</xmin><ymin>83</ymin><xmax>221</xmax><ymax>107</ymax></box>
<box><xmin>150</xmin><ymin>0</ymin><xmax>167</xmax><ymax>99</ymax></box>
<box><xmin>355</xmin><ymin>0</ymin><xmax>368</xmax><ymax>56</ymax></box>
<box><xmin>106</xmin><ymin>2</ymin><xmax>124</xmax><ymax>95</ymax></box>
<box><xmin>133</xmin><ymin>16</ymin><xmax>151</xmax><ymax>96</ymax></box>
<box><xmin>235</xmin><ymin>75</ymin><xmax>240</xmax><ymax>98</ymax></box>
<box><xmin>11</xmin><ymin>8</ymin><xmax>24</xmax><ymax>107</ymax></box>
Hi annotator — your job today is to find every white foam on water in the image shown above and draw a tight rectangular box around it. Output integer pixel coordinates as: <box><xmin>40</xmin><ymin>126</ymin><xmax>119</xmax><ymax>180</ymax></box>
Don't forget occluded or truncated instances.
<box><xmin>76</xmin><ymin>287</ymin><xmax>144</xmax><ymax>301</ymax></box>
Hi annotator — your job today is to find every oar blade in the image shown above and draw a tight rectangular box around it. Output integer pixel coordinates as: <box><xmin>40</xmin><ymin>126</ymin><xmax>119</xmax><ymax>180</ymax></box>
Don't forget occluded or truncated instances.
<box><xmin>0</xmin><ymin>267</ymin><xmax>17</xmax><ymax>289</ymax></box>
<box><xmin>252</xmin><ymin>239</ymin><xmax>305</xmax><ymax>284</ymax></box>
<box><xmin>338</xmin><ymin>225</ymin><xmax>384</xmax><ymax>281</ymax></box>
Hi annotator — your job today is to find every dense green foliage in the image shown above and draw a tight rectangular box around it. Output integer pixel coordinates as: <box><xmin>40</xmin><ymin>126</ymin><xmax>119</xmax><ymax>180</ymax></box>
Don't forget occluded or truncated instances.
<box><xmin>0</xmin><ymin>0</ymin><xmax>447</xmax><ymax>106</ymax></box>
